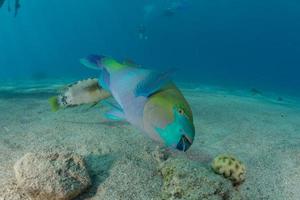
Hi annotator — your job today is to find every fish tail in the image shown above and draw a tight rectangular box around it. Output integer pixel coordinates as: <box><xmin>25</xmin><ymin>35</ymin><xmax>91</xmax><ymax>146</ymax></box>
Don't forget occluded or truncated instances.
<box><xmin>80</xmin><ymin>54</ymin><xmax>127</xmax><ymax>72</ymax></box>
<box><xmin>80</xmin><ymin>54</ymin><xmax>106</xmax><ymax>70</ymax></box>
<box><xmin>48</xmin><ymin>96</ymin><xmax>60</xmax><ymax>112</ymax></box>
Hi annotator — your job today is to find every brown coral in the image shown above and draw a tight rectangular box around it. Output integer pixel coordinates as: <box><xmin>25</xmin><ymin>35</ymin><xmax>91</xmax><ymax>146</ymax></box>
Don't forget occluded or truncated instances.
<box><xmin>212</xmin><ymin>155</ymin><xmax>246</xmax><ymax>185</ymax></box>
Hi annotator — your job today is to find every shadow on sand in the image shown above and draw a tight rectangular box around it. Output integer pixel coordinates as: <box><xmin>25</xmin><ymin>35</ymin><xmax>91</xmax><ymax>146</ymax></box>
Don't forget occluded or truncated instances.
<box><xmin>75</xmin><ymin>153</ymin><xmax>116</xmax><ymax>199</ymax></box>
<box><xmin>58</xmin><ymin>120</ymin><xmax>129</xmax><ymax>127</ymax></box>
<box><xmin>0</xmin><ymin>89</ymin><xmax>57</xmax><ymax>99</ymax></box>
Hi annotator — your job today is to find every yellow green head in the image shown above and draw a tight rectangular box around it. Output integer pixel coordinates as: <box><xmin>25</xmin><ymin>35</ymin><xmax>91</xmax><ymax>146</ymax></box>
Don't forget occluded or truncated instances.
<box><xmin>143</xmin><ymin>84</ymin><xmax>195</xmax><ymax>151</ymax></box>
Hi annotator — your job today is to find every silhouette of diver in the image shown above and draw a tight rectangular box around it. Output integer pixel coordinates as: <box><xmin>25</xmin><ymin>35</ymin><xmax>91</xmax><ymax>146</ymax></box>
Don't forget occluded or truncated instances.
<box><xmin>0</xmin><ymin>0</ymin><xmax>21</xmax><ymax>17</ymax></box>
<box><xmin>138</xmin><ymin>24</ymin><xmax>148</xmax><ymax>40</ymax></box>
<box><xmin>0</xmin><ymin>0</ymin><xmax>5</xmax><ymax>8</ymax></box>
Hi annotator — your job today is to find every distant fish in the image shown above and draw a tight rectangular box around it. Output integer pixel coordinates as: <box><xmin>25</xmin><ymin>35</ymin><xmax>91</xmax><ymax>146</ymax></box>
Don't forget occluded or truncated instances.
<box><xmin>163</xmin><ymin>0</ymin><xmax>189</xmax><ymax>17</ymax></box>
<box><xmin>31</xmin><ymin>71</ymin><xmax>48</xmax><ymax>80</ymax></box>
<box><xmin>250</xmin><ymin>88</ymin><xmax>262</xmax><ymax>96</ymax></box>
<box><xmin>143</xmin><ymin>1</ymin><xmax>189</xmax><ymax>20</ymax></box>
<box><xmin>163</xmin><ymin>8</ymin><xmax>176</xmax><ymax>17</ymax></box>
<box><xmin>49</xmin><ymin>78</ymin><xmax>111</xmax><ymax>112</ymax></box>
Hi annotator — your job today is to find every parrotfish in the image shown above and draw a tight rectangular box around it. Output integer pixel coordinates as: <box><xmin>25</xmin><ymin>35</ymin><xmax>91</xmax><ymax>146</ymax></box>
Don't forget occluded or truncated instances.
<box><xmin>49</xmin><ymin>78</ymin><xmax>111</xmax><ymax>112</ymax></box>
<box><xmin>80</xmin><ymin>55</ymin><xmax>195</xmax><ymax>151</ymax></box>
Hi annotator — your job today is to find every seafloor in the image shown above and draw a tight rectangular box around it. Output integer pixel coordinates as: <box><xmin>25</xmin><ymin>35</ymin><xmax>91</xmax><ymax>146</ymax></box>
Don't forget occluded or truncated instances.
<box><xmin>0</xmin><ymin>79</ymin><xmax>299</xmax><ymax>200</ymax></box>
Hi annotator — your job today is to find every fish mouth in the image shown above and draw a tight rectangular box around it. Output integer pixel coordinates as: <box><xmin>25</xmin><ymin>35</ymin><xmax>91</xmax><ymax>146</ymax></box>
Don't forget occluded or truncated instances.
<box><xmin>176</xmin><ymin>135</ymin><xmax>192</xmax><ymax>152</ymax></box>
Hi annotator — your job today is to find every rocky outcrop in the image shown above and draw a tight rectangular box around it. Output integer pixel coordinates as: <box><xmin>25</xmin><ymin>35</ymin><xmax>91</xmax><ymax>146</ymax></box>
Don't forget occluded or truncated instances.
<box><xmin>0</xmin><ymin>180</ymin><xmax>30</xmax><ymax>200</ymax></box>
<box><xmin>13</xmin><ymin>152</ymin><xmax>91</xmax><ymax>200</ymax></box>
<box><xmin>1</xmin><ymin>149</ymin><xmax>247</xmax><ymax>200</ymax></box>
<box><xmin>159</xmin><ymin>157</ymin><xmax>246</xmax><ymax>200</ymax></box>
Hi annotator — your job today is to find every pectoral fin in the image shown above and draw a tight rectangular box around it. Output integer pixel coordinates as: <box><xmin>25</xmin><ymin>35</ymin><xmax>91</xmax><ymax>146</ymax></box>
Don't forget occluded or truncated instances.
<box><xmin>105</xmin><ymin>109</ymin><xmax>125</xmax><ymax>121</ymax></box>
<box><xmin>102</xmin><ymin>99</ymin><xmax>125</xmax><ymax>121</ymax></box>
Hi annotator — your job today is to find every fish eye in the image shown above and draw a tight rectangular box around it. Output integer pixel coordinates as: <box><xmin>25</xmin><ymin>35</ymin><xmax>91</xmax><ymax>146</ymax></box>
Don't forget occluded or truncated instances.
<box><xmin>178</xmin><ymin>108</ymin><xmax>184</xmax><ymax>115</ymax></box>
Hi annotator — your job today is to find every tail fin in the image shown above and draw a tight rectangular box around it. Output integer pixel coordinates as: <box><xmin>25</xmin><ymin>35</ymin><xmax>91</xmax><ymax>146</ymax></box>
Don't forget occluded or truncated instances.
<box><xmin>48</xmin><ymin>96</ymin><xmax>60</xmax><ymax>112</ymax></box>
<box><xmin>80</xmin><ymin>54</ymin><xmax>126</xmax><ymax>72</ymax></box>
<box><xmin>80</xmin><ymin>54</ymin><xmax>129</xmax><ymax>91</ymax></box>
<box><xmin>80</xmin><ymin>54</ymin><xmax>106</xmax><ymax>70</ymax></box>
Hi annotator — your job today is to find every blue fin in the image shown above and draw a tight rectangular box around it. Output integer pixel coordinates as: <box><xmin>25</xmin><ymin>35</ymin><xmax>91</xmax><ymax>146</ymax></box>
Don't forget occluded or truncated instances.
<box><xmin>81</xmin><ymin>54</ymin><xmax>127</xmax><ymax>72</ymax></box>
<box><xmin>80</xmin><ymin>55</ymin><xmax>106</xmax><ymax>70</ymax></box>
<box><xmin>102</xmin><ymin>99</ymin><xmax>125</xmax><ymax>121</ymax></box>
<box><xmin>135</xmin><ymin>68</ymin><xmax>176</xmax><ymax>97</ymax></box>
<box><xmin>104</xmin><ymin>109</ymin><xmax>125</xmax><ymax>121</ymax></box>
<box><xmin>98</xmin><ymin>67</ymin><xmax>110</xmax><ymax>91</ymax></box>
<box><xmin>102</xmin><ymin>99</ymin><xmax>123</xmax><ymax>111</ymax></box>
<box><xmin>80</xmin><ymin>54</ymin><xmax>111</xmax><ymax>90</ymax></box>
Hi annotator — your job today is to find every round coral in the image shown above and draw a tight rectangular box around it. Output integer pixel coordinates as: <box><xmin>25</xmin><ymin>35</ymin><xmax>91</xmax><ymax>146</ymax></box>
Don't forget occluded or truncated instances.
<box><xmin>211</xmin><ymin>155</ymin><xmax>246</xmax><ymax>185</ymax></box>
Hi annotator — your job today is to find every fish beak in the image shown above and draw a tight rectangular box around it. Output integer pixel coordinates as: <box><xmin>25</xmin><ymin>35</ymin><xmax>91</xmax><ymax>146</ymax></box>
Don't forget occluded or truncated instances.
<box><xmin>176</xmin><ymin>135</ymin><xmax>192</xmax><ymax>152</ymax></box>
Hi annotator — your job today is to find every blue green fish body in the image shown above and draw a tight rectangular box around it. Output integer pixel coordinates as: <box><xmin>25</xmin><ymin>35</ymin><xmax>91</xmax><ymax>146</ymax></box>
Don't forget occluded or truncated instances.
<box><xmin>80</xmin><ymin>55</ymin><xmax>195</xmax><ymax>151</ymax></box>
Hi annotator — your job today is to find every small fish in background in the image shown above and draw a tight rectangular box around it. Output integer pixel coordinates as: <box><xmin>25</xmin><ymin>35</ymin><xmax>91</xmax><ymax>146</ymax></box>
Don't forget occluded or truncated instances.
<box><xmin>277</xmin><ymin>97</ymin><xmax>284</xmax><ymax>102</ymax></box>
<box><xmin>80</xmin><ymin>55</ymin><xmax>195</xmax><ymax>152</ymax></box>
<box><xmin>31</xmin><ymin>71</ymin><xmax>48</xmax><ymax>80</ymax></box>
<box><xmin>142</xmin><ymin>1</ymin><xmax>189</xmax><ymax>20</ymax></box>
<box><xmin>163</xmin><ymin>8</ymin><xmax>176</xmax><ymax>17</ymax></box>
<box><xmin>250</xmin><ymin>88</ymin><xmax>262</xmax><ymax>96</ymax></box>
<box><xmin>163</xmin><ymin>0</ymin><xmax>189</xmax><ymax>17</ymax></box>
<box><xmin>49</xmin><ymin>78</ymin><xmax>111</xmax><ymax>112</ymax></box>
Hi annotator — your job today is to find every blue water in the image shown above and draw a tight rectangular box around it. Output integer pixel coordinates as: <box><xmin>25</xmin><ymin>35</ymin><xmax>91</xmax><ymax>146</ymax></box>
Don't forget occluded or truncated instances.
<box><xmin>0</xmin><ymin>0</ymin><xmax>299</xmax><ymax>96</ymax></box>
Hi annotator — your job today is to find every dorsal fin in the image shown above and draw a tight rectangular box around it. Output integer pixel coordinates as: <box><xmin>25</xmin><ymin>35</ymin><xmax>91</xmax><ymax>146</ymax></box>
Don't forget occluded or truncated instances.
<box><xmin>80</xmin><ymin>55</ymin><xmax>105</xmax><ymax>70</ymax></box>
<box><xmin>80</xmin><ymin>54</ymin><xmax>127</xmax><ymax>73</ymax></box>
<box><xmin>122</xmin><ymin>59</ymin><xmax>140</xmax><ymax>68</ymax></box>
<box><xmin>80</xmin><ymin>54</ymin><xmax>129</xmax><ymax>91</ymax></box>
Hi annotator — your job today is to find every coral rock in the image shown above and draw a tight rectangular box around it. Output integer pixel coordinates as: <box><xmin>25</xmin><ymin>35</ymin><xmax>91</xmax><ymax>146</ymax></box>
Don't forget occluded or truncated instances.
<box><xmin>14</xmin><ymin>152</ymin><xmax>91</xmax><ymax>200</ymax></box>
<box><xmin>160</xmin><ymin>157</ymin><xmax>245</xmax><ymax>200</ymax></box>
<box><xmin>212</xmin><ymin>155</ymin><xmax>246</xmax><ymax>185</ymax></box>
<box><xmin>0</xmin><ymin>180</ymin><xmax>30</xmax><ymax>200</ymax></box>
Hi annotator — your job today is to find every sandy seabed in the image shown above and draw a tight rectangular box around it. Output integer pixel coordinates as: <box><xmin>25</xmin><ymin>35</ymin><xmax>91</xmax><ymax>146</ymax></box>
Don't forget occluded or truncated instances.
<box><xmin>0</xmin><ymin>79</ymin><xmax>299</xmax><ymax>200</ymax></box>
